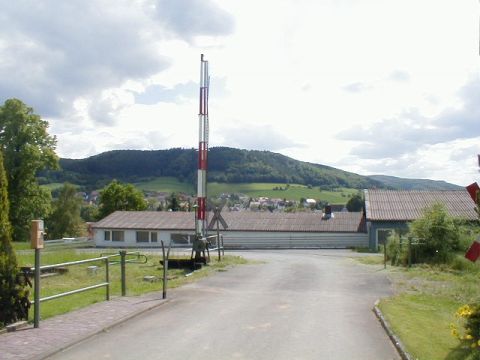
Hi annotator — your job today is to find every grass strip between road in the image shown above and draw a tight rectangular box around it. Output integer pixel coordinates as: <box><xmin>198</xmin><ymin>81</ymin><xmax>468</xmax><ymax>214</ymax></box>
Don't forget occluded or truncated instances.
<box><xmin>357</xmin><ymin>254</ymin><xmax>480</xmax><ymax>360</ymax></box>
<box><xmin>15</xmin><ymin>248</ymin><xmax>248</xmax><ymax>322</ymax></box>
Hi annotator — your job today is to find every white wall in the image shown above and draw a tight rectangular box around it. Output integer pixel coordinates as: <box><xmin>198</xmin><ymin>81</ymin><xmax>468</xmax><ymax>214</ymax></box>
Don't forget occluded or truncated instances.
<box><xmin>94</xmin><ymin>228</ymin><xmax>368</xmax><ymax>249</ymax></box>
<box><xmin>94</xmin><ymin>228</ymin><xmax>173</xmax><ymax>247</ymax></box>
<box><xmin>223</xmin><ymin>231</ymin><xmax>368</xmax><ymax>249</ymax></box>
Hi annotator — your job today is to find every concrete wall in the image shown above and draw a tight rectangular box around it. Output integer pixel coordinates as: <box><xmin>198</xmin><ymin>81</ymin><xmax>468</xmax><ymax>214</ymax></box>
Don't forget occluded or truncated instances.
<box><xmin>94</xmin><ymin>228</ymin><xmax>368</xmax><ymax>249</ymax></box>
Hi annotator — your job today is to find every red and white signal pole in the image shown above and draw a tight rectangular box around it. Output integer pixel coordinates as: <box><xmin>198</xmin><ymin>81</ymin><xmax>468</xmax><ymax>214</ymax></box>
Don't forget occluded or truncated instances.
<box><xmin>196</xmin><ymin>54</ymin><xmax>209</xmax><ymax>240</ymax></box>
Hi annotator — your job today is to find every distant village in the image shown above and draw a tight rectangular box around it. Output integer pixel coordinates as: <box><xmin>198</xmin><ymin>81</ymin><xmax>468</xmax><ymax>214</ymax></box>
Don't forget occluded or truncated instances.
<box><xmin>75</xmin><ymin>189</ymin><xmax>348</xmax><ymax>213</ymax></box>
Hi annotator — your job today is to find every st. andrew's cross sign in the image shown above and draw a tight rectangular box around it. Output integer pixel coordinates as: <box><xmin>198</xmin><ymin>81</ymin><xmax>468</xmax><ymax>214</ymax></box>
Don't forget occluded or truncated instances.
<box><xmin>208</xmin><ymin>207</ymin><xmax>228</xmax><ymax>231</ymax></box>
<box><xmin>207</xmin><ymin>201</ymin><xmax>228</xmax><ymax>260</ymax></box>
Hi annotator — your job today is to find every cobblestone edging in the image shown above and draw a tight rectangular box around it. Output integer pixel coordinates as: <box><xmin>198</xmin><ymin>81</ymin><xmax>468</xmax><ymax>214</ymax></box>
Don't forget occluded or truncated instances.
<box><xmin>35</xmin><ymin>298</ymin><xmax>170</xmax><ymax>360</ymax></box>
<box><xmin>0</xmin><ymin>294</ymin><xmax>169</xmax><ymax>360</ymax></box>
<box><xmin>373</xmin><ymin>299</ymin><xmax>414</xmax><ymax>360</ymax></box>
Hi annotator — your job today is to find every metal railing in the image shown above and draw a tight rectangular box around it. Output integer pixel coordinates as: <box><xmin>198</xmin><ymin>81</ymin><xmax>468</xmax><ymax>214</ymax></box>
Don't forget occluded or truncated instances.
<box><xmin>30</xmin><ymin>255</ymin><xmax>110</xmax><ymax>328</ymax></box>
<box><xmin>29</xmin><ymin>250</ymin><xmax>148</xmax><ymax>328</ymax></box>
<box><xmin>44</xmin><ymin>237</ymin><xmax>94</xmax><ymax>249</ymax></box>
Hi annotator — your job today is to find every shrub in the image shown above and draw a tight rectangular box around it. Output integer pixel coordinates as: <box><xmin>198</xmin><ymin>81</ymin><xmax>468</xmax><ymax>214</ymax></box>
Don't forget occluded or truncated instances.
<box><xmin>450</xmin><ymin>255</ymin><xmax>480</xmax><ymax>272</ymax></box>
<box><xmin>0</xmin><ymin>249</ymin><xmax>30</xmax><ymax>327</ymax></box>
<box><xmin>409</xmin><ymin>203</ymin><xmax>459</xmax><ymax>264</ymax></box>
<box><xmin>385</xmin><ymin>232</ymin><xmax>409</xmax><ymax>266</ymax></box>
<box><xmin>451</xmin><ymin>304</ymin><xmax>480</xmax><ymax>359</ymax></box>
<box><xmin>0</xmin><ymin>151</ymin><xmax>29</xmax><ymax>327</ymax></box>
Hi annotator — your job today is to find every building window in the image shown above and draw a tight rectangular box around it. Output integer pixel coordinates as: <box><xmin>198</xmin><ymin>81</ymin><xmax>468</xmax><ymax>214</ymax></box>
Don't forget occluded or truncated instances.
<box><xmin>112</xmin><ymin>230</ymin><xmax>124</xmax><ymax>242</ymax></box>
<box><xmin>136</xmin><ymin>231</ymin><xmax>149</xmax><ymax>243</ymax></box>
<box><xmin>150</xmin><ymin>232</ymin><xmax>158</xmax><ymax>243</ymax></box>
<box><xmin>171</xmin><ymin>233</ymin><xmax>191</xmax><ymax>244</ymax></box>
<box><xmin>104</xmin><ymin>231</ymin><xmax>111</xmax><ymax>241</ymax></box>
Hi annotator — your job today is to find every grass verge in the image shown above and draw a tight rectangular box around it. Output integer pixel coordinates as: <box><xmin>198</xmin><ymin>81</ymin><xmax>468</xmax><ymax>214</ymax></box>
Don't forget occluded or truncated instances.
<box><xmin>15</xmin><ymin>249</ymin><xmax>249</xmax><ymax>322</ymax></box>
<box><xmin>357</xmin><ymin>255</ymin><xmax>480</xmax><ymax>360</ymax></box>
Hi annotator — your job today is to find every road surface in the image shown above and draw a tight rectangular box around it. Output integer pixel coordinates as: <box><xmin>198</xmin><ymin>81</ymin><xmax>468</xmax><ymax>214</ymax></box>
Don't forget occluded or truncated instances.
<box><xmin>49</xmin><ymin>250</ymin><xmax>400</xmax><ymax>360</ymax></box>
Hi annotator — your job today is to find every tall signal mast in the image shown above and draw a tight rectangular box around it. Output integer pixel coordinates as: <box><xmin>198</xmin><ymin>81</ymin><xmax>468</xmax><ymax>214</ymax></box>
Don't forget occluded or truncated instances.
<box><xmin>196</xmin><ymin>54</ymin><xmax>209</xmax><ymax>243</ymax></box>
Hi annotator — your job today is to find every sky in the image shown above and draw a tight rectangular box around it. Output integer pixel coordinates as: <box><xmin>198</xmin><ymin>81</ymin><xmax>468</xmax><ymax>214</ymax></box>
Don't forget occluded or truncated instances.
<box><xmin>0</xmin><ymin>0</ymin><xmax>479</xmax><ymax>186</ymax></box>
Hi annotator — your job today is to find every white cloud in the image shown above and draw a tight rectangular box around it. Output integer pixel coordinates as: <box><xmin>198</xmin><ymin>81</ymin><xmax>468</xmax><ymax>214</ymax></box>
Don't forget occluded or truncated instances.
<box><xmin>1</xmin><ymin>0</ymin><xmax>479</xmax><ymax>187</ymax></box>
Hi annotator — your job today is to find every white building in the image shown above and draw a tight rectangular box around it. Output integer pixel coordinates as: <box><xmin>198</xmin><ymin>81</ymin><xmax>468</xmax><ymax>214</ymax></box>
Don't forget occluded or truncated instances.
<box><xmin>92</xmin><ymin>210</ymin><xmax>368</xmax><ymax>249</ymax></box>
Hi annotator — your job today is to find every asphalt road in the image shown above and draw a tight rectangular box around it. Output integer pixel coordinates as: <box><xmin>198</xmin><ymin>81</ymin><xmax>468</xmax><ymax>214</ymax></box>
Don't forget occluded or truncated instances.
<box><xmin>49</xmin><ymin>250</ymin><xmax>400</xmax><ymax>360</ymax></box>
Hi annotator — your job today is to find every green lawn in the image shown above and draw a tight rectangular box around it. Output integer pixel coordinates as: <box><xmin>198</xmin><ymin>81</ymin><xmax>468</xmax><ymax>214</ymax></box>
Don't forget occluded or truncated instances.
<box><xmin>134</xmin><ymin>177</ymin><xmax>357</xmax><ymax>203</ymax></box>
<box><xmin>15</xmin><ymin>248</ymin><xmax>248</xmax><ymax>321</ymax></box>
<box><xmin>358</xmin><ymin>255</ymin><xmax>480</xmax><ymax>360</ymax></box>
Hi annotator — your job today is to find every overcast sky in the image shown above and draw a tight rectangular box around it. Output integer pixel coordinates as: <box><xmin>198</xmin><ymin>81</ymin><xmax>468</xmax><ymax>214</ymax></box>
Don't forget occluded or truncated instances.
<box><xmin>1</xmin><ymin>0</ymin><xmax>479</xmax><ymax>186</ymax></box>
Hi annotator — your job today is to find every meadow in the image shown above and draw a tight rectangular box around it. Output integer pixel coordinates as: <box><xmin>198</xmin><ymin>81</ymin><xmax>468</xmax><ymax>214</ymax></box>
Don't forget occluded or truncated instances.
<box><xmin>135</xmin><ymin>177</ymin><xmax>358</xmax><ymax>204</ymax></box>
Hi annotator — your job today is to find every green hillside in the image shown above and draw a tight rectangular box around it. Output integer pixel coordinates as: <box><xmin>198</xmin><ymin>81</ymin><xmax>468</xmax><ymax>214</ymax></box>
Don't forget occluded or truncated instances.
<box><xmin>368</xmin><ymin>175</ymin><xmax>462</xmax><ymax>190</ymax></box>
<box><xmin>40</xmin><ymin>147</ymin><xmax>383</xmax><ymax>190</ymax></box>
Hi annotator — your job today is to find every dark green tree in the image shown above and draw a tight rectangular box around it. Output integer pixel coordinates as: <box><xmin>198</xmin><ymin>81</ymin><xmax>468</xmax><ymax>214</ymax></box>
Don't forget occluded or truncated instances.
<box><xmin>97</xmin><ymin>180</ymin><xmax>147</xmax><ymax>219</ymax></box>
<box><xmin>167</xmin><ymin>192</ymin><xmax>180</xmax><ymax>211</ymax></box>
<box><xmin>346</xmin><ymin>193</ymin><xmax>364</xmax><ymax>212</ymax></box>
<box><xmin>0</xmin><ymin>99</ymin><xmax>59</xmax><ymax>241</ymax></box>
<box><xmin>0</xmin><ymin>151</ymin><xmax>28</xmax><ymax>326</ymax></box>
<box><xmin>47</xmin><ymin>183</ymin><xmax>84</xmax><ymax>239</ymax></box>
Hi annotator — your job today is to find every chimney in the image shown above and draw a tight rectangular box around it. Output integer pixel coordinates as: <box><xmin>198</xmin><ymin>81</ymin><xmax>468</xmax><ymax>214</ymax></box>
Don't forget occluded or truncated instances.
<box><xmin>322</xmin><ymin>205</ymin><xmax>334</xmax><ymax>220</ymax></box>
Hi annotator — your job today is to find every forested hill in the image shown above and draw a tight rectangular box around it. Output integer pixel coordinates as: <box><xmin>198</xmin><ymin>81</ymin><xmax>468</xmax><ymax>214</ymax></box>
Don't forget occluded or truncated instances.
<box><xmin>368</xmin><ymin>175</ymin><xmax>462</xmax><ymax>190</ymax></box>
<box><xmin>40</xmin><ymin>147</ymin><xmax>383</xmax><ymax>190</ymax></box>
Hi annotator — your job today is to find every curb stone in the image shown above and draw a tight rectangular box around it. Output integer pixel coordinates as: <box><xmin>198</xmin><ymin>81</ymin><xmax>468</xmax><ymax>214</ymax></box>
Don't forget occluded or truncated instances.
<box><xmin>373</xmin><ymin>299</ymin><xmax>414</xmax><ymax>360</ymax></box>
<box><xmin>33</xmin><ymin>298</ymin><xmax>170</xmax><ymax>360</ymax></box>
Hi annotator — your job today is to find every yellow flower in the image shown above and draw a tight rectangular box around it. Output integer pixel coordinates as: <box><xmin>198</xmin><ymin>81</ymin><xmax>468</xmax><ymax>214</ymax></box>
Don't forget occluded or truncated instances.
<box><xmin>471</xmin><ymin>342</ymin><xmax>477</xmax><ymax>349</ymax></box>
<box><xmin>466</xmin><ymin>334</ymin><xmax>473</xmax><ymax>340</ymax></box>
<box><xmin>477</xmin><ymin>339</ymin><xmax>480</xmax><ymax>346</ymax></box>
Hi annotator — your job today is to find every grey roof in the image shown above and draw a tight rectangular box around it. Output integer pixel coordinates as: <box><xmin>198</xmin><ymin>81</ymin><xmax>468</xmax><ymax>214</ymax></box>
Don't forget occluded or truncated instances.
<box><xmin>364</xmin><ymin>189</ymin><xmax>477</xmax><ymax>221</ymax></box>
<box><xmin>93</xmin><ymin>211</ymin><xmax>366</xmax><ymax>233</ymax></box>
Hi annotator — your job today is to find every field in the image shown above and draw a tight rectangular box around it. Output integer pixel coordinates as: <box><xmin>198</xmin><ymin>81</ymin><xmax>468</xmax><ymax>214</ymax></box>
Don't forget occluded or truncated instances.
<box><xmin>135</xmin><ymin>177</ymin><xmax>358</xmax><ymax>204</ymax></box>
<box><xmin>41</xmin><ymin>183</ymin><xmax>66</xmax><ymax>191</ymax></box>
<box><xmin>134</xmin><ymin>177</ymin><xmax>194</xmax><ymax>194</ymax></box>
<box><xmin>357</xmin><ymin>254</ymin><xmax>480</xmax><ymax>360</ymax></box>
<box><xmin>14</xmin><ymin>247</ymin><xmax>247</xmax><ymax>322</ymax></box>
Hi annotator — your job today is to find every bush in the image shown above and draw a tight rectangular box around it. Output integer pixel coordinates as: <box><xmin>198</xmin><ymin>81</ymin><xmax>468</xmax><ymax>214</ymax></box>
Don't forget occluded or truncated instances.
<box><xmin>450</xmin><ymin>255</ymin><xmax>480</xmax><ymax>272</ymax></box>
<box><xmin>385</xmin><ymin>233</ymin><xmax>408</xmax><ymax>266</ymax></box>
<box><xmin>409</xmin><ymin>203</ymin><xmax>459</xmax><ymax>264</ymax></box>
<box><xmin>0</xmin><ymin>151</ymin><xmax>29</xmax><ymax>327</ymax></box>
<box><xmin>451</xmin><ymin>304</ymin><xmax>480</xmax><ymax>359</ymax></box>
<box><xmin>0</xmin><ymin>249</ymin><xmax>29</xmax><ymax>327</ymax></box>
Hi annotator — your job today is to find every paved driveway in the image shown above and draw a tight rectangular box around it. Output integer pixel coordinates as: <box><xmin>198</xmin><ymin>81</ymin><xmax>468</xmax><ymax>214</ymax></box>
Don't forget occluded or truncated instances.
<box><xmin>49</xmin><ymin>250</ymin><xmax>399</xmax><ymax>360</ymax></box>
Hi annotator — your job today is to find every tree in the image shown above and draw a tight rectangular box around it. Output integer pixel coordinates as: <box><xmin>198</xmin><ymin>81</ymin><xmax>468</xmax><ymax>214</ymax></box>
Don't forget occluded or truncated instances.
<box><xmin>80</xmin><ymin>204</ymin><xmax>99</xmax><ymax>222</ymax></box>
<box><xmin>47</xmin><ymin>183</ymin><xmax>84</xmax><ymax>239</ymax></box>
<box><xmin>0</xmin><ymin>151</ymin><xmax>28</xmax><ymax>326</ymax></box>
<box><xmin>97</xmin><ymin>180</ymin><xmax>147</xmax><ymax>219</ymax></box>
<box><xmin>0</xmin><ymin>99</ymin><xmax>59</xmax><ymax>241</ymax></box>
<box><xmin>346</xmin><ymin>193</ymin><xmax>364</xmax><ymax>212</ymax></box>
<box><xmin>167</xmin><ymin>192</ymin><xmax>180</xmax><ymax>211</ymax></box>
<box><xmin>409</xmin><ymin>203</ymin><xmax>459</xmax><ymax>263</ymax></box>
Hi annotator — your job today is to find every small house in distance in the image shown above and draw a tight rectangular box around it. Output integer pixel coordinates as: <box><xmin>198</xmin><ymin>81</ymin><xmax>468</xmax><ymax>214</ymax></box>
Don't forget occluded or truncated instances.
<box><xmin>364</xmin><ymin>189</ymin><xmax>478</xmax><ymax>249</ymax></box>
<box><xmin>92</xmin><ymin>210</ymin><xmax>368</xmax><ymax>249</ymax></box>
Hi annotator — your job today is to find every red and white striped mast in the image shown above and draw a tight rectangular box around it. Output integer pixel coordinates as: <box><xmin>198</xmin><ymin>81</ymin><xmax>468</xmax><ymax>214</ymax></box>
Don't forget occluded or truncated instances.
<box><xmin>196</xmin><ymin>54</ymin><xmax>209</xmax><ymax>240</ymax></box>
